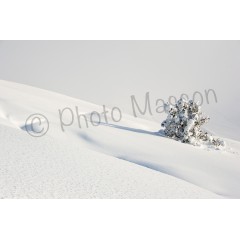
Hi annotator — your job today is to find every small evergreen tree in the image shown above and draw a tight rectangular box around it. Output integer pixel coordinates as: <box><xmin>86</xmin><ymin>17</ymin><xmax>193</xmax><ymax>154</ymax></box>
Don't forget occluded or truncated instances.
<box><xmin>161</xmin><ymin>98</ymin><xmax>225</xmax><ymax>148</ymax></box>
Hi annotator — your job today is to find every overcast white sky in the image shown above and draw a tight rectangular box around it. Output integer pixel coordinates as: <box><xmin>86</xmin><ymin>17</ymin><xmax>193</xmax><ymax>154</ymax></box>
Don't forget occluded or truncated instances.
<box><xmin>0</xmin><ymin>41</ymin><xmax>239</xmax><ymax>121</ymax></box>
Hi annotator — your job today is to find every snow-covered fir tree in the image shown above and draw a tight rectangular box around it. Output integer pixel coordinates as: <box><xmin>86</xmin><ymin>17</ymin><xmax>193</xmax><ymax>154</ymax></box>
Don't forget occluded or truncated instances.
<box><xmin>161</xmin><ymin>98</ymin><xmax>225</xmax><ymax>148</ymax></box>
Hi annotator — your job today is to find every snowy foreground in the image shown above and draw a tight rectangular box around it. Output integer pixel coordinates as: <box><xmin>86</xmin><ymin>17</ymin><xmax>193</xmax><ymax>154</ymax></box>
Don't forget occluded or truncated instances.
<box><xmin>0</xmin><ymin>80</ymin><xmax>240</xmax><ymax>198</ymax></box>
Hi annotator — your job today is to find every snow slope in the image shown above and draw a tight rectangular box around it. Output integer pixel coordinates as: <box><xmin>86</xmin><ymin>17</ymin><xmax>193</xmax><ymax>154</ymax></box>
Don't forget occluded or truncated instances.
<box><xmin>0</xmin><ymin>80</ymin><xmax>239</xmax><ymax>198</ymax></box>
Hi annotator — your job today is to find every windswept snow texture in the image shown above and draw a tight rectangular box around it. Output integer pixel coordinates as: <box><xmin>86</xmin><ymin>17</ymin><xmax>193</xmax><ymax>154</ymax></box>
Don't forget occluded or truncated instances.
<box><xmin>0</xmin><ymin>80</ymin><xmax>239</xmax><ymax>198</ymax></box>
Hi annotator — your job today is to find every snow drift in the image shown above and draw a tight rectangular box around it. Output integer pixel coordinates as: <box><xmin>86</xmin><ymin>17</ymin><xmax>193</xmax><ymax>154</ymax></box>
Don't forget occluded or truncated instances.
<box><xmin>0</xmin><ymin>80</ymin><xmax>239</xmax><ymax>198</ymax></box>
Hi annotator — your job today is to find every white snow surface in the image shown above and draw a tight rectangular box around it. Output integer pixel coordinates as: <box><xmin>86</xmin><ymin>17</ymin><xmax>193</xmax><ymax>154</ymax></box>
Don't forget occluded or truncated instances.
<box><xmin>0</xmin><ymin>80</ymin><xmax>240</xmax><ymax>198</ymax></box>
